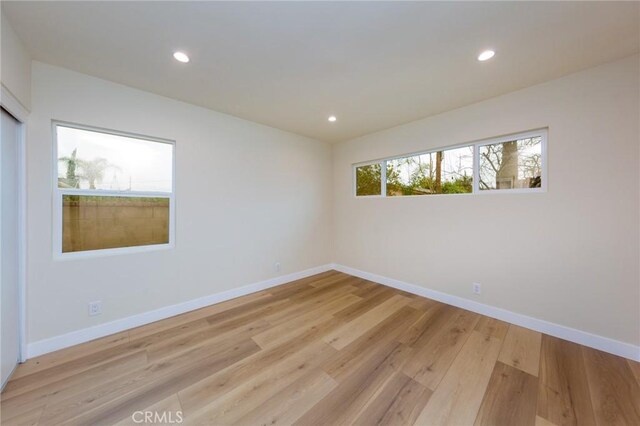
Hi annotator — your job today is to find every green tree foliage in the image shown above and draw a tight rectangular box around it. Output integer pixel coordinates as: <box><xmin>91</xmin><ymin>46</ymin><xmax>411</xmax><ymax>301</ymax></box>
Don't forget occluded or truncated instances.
<box><xmin>356</xmin><ymin>163</ymin><xmax>382</xmax><ymax>196</ymax></box>
<box><xmin>58</xmin><ymin>152</ymin><xmax>120</xmax><ymax>189</ymax></box>
<box><xmin>76</xmin><ymin>158</ymin><xmax>112</xmax><ymax>189</ymax></box>
<box><xmin>385</xmin><ymin>162</ymin><xmax>404</xmax><ymax>195</ymax></box>
<box><xmin>58</xmin><ymin>148</ymin><xmax>80</xmax><ymax>188</ymax></box>
<box><xmin>387</xmin><ymin>151</ymin><xmax>472</xmax><ymax>195</ymax></box>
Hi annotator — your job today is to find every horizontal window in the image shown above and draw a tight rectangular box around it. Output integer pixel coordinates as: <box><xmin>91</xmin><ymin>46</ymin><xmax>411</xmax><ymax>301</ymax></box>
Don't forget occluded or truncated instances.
<box><xmin>62</xmin><ymin>195</ymin><xmax>169</xmax><ymax>253</ymax></box>
<box><xmin>54</xmin><ymin>122</ymin><xmax>175</xmax><ymax>256</ymax></box>
<box><xmin>354</xmin><ymin>130</ymin><xmax>546</xmax><ymax>197</ymax></box>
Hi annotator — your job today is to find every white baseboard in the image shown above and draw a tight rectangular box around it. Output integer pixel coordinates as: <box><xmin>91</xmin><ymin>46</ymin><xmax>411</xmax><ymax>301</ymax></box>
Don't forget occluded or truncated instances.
<box><xmin>1</xmin><ymin>363</ymin><xmax>18</xmax><ymax>392</ymax></box>
<box><xmin>331</xmin><ymin>263</ymin><xmax>640</xmax><ymax>362</ymax></box>
<box><xmin>27</xmin><ymin>264</ymin><xmax>333</xmax><ymax>359</ymax></box>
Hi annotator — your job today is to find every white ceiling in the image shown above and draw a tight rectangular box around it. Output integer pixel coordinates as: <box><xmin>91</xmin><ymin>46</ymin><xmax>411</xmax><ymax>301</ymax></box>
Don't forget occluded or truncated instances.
<box><xmin>3</xmin><ymin>1</ymin><xmax>639</xmax><ymax>143</ymax></box>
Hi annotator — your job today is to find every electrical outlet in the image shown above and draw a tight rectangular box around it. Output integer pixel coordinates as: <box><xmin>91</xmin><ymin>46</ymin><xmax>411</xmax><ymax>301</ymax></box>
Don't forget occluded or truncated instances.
<box><xmin>275</xmin><ymin>262</ymin><xmax>281</xmax><ymax>273</ymax></box>
<box><xmin>472</xmin><ymin>283</ymin><xmax>482</xmax><ymax>295</ymax></box>
<box><xmin>88</xmin><ymin>301</ymin><xmax>102</xmax><ymax>316</ymax></box>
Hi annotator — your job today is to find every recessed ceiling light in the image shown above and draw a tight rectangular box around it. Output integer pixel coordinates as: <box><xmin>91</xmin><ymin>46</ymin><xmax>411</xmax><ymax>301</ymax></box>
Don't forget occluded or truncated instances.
<box><xmin>477</xmin><ymin>50</ymin><xmax>495</xmax><ymax>61</ymax></box>
<box><xmin>328</xmin><ymin>116</ymin><xmax>337</xmax><ymax>122</ymax></box>
<box><xmin>173</xmin><ymin>51</ymin><xmax>190</xmax><ymax>63</ymax></box>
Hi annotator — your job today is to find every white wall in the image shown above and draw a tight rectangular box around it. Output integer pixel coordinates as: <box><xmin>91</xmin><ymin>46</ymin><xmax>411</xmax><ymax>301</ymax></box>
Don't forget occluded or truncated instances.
<box><xmin>1</xmin><ymin>11</ymin><xmax>31</xmax><ymax>111</ymax></box>
<box><xmin>332</xmin><ymin>55</ymin><xmax>640</xmax><ymax>347</ymax></box>
<box><xmin>27</xmin><ymin>62</ymin><xmax>332</xmax><ymax>344</ymax></box>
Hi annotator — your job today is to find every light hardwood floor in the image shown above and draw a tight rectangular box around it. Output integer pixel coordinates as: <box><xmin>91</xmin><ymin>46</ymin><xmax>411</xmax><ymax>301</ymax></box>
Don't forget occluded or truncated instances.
<box><xmin>2</xmin><ymin>271</ymin><xmax>639</xmax><ymax>425</ymax></box>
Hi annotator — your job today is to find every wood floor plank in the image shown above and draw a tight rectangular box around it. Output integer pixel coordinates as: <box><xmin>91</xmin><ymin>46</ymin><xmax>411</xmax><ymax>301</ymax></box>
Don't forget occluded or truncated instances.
<box><xmin>262</xmin><ymin>290</ymin><xmax>361</xmax><ymax>329</ymax></box>
<box><xmin>40</xmin><ymin>339</ymin><xmax>261</xmax><ymax>425</ymax></box>
<box><xmin>128</xmin><ymin>291</ymin><xmax>273</xmax><ymax>340</ymax></box>
<box><xmin>353</xmin><ymin>371</ymin><xmax>432</xmax><ymax>426</ymax></box>
<box><xmin>184</xmin><ymin>341</ymin><xmax>336</xmax><ymax>425</ymax></box>
<box><xmin>282</xmin><ymin>273</ymin><xmax>351</xmax><ymax>296</ymax></box>
<box><xmin>348</xmin><ymin>278</ymin><xmax>378</xmax><ymax>292</ymax></box>
<box><xmin>0</xmin><ymin>403</ymin><xmax>44</xmax><ymax>426</ymax></box>
<box><xmin>628</xmin><ymin>359</ymin><xmax>640</xmax><ymax>387</ymax></box>
<box><xmin>474</xmin><ymin>316</ymin><xmax>510</xmax><ymax>340</ymax></box>
<box><xmin>253</xmin><ymin>312</ymin><xmax>333</xmax><ymax>350</ymax></box>
<box><xmin>323</xmin><ymin>306</ymin><xmax>421</xmax><ymax>382</ymax></box>
<box><xmin>287</xmin><ymin>281</ymin><xmax>358</xmax><ymax>305</ymax></box>
<box><xmin>403</xmin><ymin>308</ymin><xmax>480</xmax><ymax>390</ymax></box>
<box><xmin>8</xmin><ymin>331</ymin><xmax>130</xmax><ymax>381</ymax></box>
<box><xmin>414</xmin><ymin>331</ymin><xmax>503</xmax><ymax>426</ymax></box>
<box><xmin>537</xmin><ymin>335</ymin><xmax>596</xmax><ymax>426</ymax></box>
<box><xmin>323</xmin><ymin>294</ymin><xmax>411</xmax><ymax>349</ymax></box>
<box><xmin>231</xmin><ymin>370</ymin><xmax>337</xmax><ymax>426</ymax></box>
<box><xmin>177</xmin><ymin>315</ymin><xmax>344</xmax><ymax>415</ymax></box>
<box><xmin>1</xmin><ymin>349</ymin><xmax>148</xmax><ymax>418</ymax></box>
<box><xmin>305</xmin><ymin>273</ymin><xmax>359</xmax><ymax>289</ymax></box>
<box><xmin>267</xmin><ymin>271</ymin><xmax>341</xmax><ymax>296</ymax></box>
<box><xmin>339</xmin><ymin>285</ymin><xmax>397</xmax><ymax>317</ymax></box>
<box><xmin>113</xmin><ymin>394</ymin><xmax>183</xmax><ymax>426</ymax></box>
<box><xmin>3</xmin><ymin>342</ymin><xmax>149</xmax><ymax>399</ymax></box>
<box><xmin>349</xmin><ymin>281</ymin><xmax>394</xmax><ymax>298</ymax></box>
<box><xmin>474</xmin><ymin>361</ymin><xmax>538</xmax><ymax>426</ymax></box>
<box><xmin>4</xmin><ymin>316</ymin><xmax>221</xmax><ymax>400</ymax></box>
<box><xmin>293</xmin><ymin>341</ymin><xmax>410</xmax><ymax>426</ymax></box>
<box><xmin>398</xmin><ymin>303</ymin><xmax>456</xmax><ymax>348</ymax></box>
<box><xmin>581</xmin><ymin>346</ymin><xmax>640</xmax><ymax>425</ymax></box>
<box><xmin>536</xmin><ymin>415</ymin><xmax>559</xmax><ymax>426</ymax></box>
<box><xmin>253</xmin><ymin>294</ymin><xmax>360</xmax><ymax>349</ymax></box>
<box><xmin>204</xmin><ymin>296</ymin><xmax>290</xmax><ymax>326</ymax></box>
<box><xmin>145</xmin><ymin>318</ymin><xmax>269</xmax><ymax>362</ymax></box>
<box><xmin>498</xmin><ymin>325</ymin><xmax>542</xmax><ymax>377</ymax></box>
<box><xmin>407</xmin><ymin>296</ymin><xmax>438</xmax><ymax>311</ymax></box>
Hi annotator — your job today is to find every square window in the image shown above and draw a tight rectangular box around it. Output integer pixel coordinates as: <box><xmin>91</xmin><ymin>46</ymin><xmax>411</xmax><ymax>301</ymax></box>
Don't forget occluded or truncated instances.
<box><xmin>55</xmin><ymin>123</ymin><xmax>175</xmax><ymax>256</ymax></box>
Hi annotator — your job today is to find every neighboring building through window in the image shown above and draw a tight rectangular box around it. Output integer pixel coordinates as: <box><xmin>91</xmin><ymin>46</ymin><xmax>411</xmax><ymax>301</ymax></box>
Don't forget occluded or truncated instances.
<box><xmin>354</xmin><ymin>129</ymin><xmax>546</xmax><ymax>197</ymax></box>
<box><xmin>54</xmin><ymin>123</ymin><xmax>175</xmax><ymax>256</ymax></box>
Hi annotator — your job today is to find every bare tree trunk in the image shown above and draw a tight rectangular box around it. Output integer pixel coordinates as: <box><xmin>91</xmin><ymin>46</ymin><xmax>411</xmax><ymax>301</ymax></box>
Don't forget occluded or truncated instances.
<box><xmin>497</xmin><ymin>141</ymin><xmax>518</xmax><ymax>189</ymax></box>
<box><xmin>435</xmin><ymin>151</ymin><xmax>443</xmax><ymax>193</ymax></box>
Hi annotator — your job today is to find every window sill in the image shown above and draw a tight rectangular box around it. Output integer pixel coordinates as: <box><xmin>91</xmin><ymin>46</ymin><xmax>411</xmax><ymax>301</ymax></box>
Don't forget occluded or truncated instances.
<box><xmin>53</xmin><ymin>242</ymin><xmax>174</xmax><ymax>261</ymax></box>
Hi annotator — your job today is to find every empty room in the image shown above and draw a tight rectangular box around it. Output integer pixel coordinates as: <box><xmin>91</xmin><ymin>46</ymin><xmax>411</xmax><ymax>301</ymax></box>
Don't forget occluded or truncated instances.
<box><xmin>1</xmin><ymin>1</ymin><xmax>639</xmax><ymax>425</ymax></box>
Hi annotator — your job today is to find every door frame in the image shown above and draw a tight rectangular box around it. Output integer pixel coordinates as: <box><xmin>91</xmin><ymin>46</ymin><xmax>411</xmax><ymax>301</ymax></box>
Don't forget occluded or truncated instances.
<box><xmin>1</xmin><ymin>84</ymin><xmax>29</xmax><ymax>362</ymax></box>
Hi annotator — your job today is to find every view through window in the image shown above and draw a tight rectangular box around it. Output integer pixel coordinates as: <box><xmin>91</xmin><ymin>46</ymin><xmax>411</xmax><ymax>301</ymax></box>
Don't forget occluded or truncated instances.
<box><xmin>355</xmin><ymin>163</ymin><xmax>382</xmax><ymax>196</ymax></box>
<box><xmin>478</xmin><ymin>137</ymin><xmax>542</xmax><ymax>190</ymax></box>
<box><xmin>386</xmin><ymin>146</ymin><xmax>473</xmax><ymax>196</ymax></box>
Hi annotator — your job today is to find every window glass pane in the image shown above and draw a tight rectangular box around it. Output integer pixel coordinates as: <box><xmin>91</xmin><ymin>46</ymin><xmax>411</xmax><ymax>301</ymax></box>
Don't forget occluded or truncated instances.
<box><xmin>355</xmin><ymin>163</ymin><xmax>382</xmax><ymax>196</ymax></box>
<box><xmin>479</xmin><ymin>136</ymin><xmax>542</xmax><ymax>190</ymax></box>
<box><xmin>57</xmin><ymin>126</ymin><xmax>173</xmax><ymax>192</ymax></box>
<box><xmin>62</xmin><ymin>195</ymin><xmax>169</xmax><ymax>253</ymax></box>
<box><xmin>386</xmin><ymin>146</ymin><xmax>473</xmax><ymax>196</ymax></box>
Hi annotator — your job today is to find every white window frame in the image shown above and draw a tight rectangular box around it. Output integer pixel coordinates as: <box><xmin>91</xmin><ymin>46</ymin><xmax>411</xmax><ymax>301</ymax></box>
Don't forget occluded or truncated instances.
<box><xmin>52</xmin><ymin>121</ymin><xmax>176</xmax><ymax>259</ymax></box>
<box><xmin>353</xmin><ymin>128</ymin><xmax>547</xmax><ymax>197</ymax></box>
